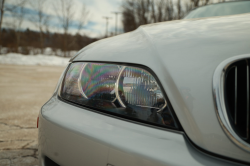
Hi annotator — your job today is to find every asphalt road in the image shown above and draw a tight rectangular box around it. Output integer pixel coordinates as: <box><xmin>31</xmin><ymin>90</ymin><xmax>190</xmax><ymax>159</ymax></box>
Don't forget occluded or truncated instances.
<box><xmin>0</xmin><ymin>64</ymin><xmax>65</xmax><ymax>166</ymax></box>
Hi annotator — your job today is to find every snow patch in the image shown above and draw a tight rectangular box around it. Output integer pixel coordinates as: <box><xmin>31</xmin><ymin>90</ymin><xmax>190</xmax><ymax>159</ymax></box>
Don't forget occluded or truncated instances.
<box><xmin>0</xmin><ymin>53</ymin><xmax>70</xmax><ymax>66</ymax></box>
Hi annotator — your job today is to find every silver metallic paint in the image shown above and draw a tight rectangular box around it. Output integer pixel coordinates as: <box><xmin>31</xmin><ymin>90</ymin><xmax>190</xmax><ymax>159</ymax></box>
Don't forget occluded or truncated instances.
<box><xmin>72</xmin><ymin>13</ymin><xmax>250</xmax><ymax>162</ymax></box>
<box><xmin>40</xmin><ymin>95</ymin><xmax>243</xmax><ymax>166</ymax></box>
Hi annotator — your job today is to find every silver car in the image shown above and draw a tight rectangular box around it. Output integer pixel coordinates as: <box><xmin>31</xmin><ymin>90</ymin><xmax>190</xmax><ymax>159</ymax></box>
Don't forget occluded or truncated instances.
<box><xmin>38</xmin><ymin>1</ymin><xmax>250</xmax><ymax>166</ymax></box>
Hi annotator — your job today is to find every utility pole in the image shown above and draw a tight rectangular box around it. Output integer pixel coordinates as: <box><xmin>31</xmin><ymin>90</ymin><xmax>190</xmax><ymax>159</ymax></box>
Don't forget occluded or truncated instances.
<box><xmin>112</xmin><ymin>12</ymin><xmax>121</xmax><ymax>35</ymax></box>
<box><xmin>103</xmin><ymin>16</ymin><xmax>112</xmax><ymax>37</ymax></box>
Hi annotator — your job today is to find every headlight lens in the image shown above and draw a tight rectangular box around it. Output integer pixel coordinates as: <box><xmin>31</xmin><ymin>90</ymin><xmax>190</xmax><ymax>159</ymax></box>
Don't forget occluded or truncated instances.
<box><xmin>60</xmin><ymin>62</ymin><xmax>178</xmax><ymax>129</ymax></box>
<box><xmin>79</xmin><ymin>63</ymin><xmax>119</xmax><ymax>101</ymax></box>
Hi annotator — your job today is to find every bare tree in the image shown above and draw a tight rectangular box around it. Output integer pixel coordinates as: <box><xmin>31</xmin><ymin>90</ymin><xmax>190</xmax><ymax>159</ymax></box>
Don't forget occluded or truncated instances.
<box><xmin>189</xmin><ymin>0</ymin><xmax>215</xmax><ymax>8</ymax></box>
<box><xmin>122</xmin><ymin>0</ymin><xmax>177</xmax><ymax>32</ymax></box>
<box><xmin>0</xmin><ymin>0</ymin><xmax>5</xmax><ymax>35</ymax></box>
<box><xmin>54</xmin><ymin>0</ymin><xmax>75</xmax><ymax>57</ymax></box>
<box><xmin>0</xmin><ymin>0</ymin><xmax>26</xmax><ymax>53</ymax></box>
<box><xmin>122</xmin><ymin>1</ymin><xmax>137</xmax><ymax>32</ymax></box>
<box><xmin>122</xmin><ymin>0</ymin><xmax>214</xmax><ymax>32</ymax></box>
<box><xmin>190</xmin><ymin>0</ymin><xmax>200</xmax><ymax>7</ymax></box>
<box><xmin>4</xmin><ymin>0</ymin><xmax>27</xmax><ymax>52</ymax></box>
<box><xmin>28</xmin><ymin>0</ymin><xmax>50</xmax><ymax>54</ymax></box>
<box><xmin>164</xmin><ymin>0</ymin><xmax>174</xmax><ymax>20</ymax></box>
<box><xmin>76</xmin><ymin>4</ymin><xmax>89</xmax><ymax>34</ymax></box>
<box><xmin>176</xmin><ymin>0</ymin><xmax>182</xmax><ymax>19</ymax></box>
<box><xmin>67</xmin><ymin>4</ymin><xmax>89</xmax><ymax>53</ymax></box>
<box><xmin>0</xmin><ymin>0</ymin><xmax>5</xmax><ymax>53</ymax></box>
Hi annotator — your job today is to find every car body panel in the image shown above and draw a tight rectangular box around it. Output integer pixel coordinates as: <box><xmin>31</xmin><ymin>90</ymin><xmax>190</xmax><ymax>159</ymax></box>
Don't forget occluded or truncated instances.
<box><xmin>40</xmin><ymin>94</ymin><xmax>242</xmax><ymax>166</ymax></box>
<box><xmin>72</xmin><ymin>13</ymin><xmax>250</xmax><ymax>162</ymax></box>
<box><xmin>39</xmin><ymin>113</ymin><xmax>109</xmax><ymax>166</ymax></box>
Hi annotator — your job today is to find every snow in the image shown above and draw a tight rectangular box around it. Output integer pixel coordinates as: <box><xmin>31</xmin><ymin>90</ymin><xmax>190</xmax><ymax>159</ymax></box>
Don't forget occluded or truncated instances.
<box><xmin>0</xmin><ymin>53</ymin><xmax>70</xmax><ymax>66</ymax></box>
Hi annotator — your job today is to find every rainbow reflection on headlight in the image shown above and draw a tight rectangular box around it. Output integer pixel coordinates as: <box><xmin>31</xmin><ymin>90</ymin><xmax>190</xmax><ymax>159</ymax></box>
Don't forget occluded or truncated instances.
<box><xmin>79</xmin><ymin>63</ymin><xmax>120</xmax><ymax>101</ymax></box>
<box><xmin>60</xmin><ymin>62</ymin><xmax>178</xmax><ymax>129</ymax></box>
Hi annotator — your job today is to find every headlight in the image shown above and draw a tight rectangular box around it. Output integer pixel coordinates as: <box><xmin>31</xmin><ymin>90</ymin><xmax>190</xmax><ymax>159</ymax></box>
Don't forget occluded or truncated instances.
<box><xmin>60</xmin><ymin>62</ymin><xmax>179</xmax><ymax>129</ymax></box>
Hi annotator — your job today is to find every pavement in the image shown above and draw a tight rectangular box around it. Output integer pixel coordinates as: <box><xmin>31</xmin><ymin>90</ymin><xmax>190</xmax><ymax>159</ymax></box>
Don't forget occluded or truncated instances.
<box><xmin>0</xmin><ymin>64</ymin><xmax>65</xmax><ymax>166</ymax></box>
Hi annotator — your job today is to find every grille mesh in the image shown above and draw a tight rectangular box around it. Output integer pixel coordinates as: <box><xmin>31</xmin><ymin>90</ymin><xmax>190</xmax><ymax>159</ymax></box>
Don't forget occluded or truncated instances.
<box><xmin>225</xmin><ymin>59</ymin><xmax>250</xmax><ymax>143</ymax></box>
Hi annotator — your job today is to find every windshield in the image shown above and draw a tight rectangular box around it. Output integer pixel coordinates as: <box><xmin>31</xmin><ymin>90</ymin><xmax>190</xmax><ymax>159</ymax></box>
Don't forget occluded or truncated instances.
<box><xmin>184</xmin><ymin>1</ymin><xmax>250</xmax><ymax>19</ymax></box>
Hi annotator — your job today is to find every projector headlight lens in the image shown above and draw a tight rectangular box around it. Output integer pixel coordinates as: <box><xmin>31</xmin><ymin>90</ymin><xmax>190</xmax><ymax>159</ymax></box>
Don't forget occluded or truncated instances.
<box><xmin>60</xmin><ymin>62</ymin><xmax>178</xmax><ymax>129</ymax></box>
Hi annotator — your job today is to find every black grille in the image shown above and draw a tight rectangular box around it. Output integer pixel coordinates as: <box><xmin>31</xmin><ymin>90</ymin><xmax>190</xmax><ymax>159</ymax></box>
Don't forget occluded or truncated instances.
<box><xmin>225</xmin><ymin>59</ymin><xmax>250</xmax><ymax>144</ymax></box>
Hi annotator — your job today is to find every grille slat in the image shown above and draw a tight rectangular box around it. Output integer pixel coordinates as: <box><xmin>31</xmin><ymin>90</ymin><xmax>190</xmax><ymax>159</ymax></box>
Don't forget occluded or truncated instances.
<box><xmin>214</xmin><ymin>55</ymin><xmax>250</xmax><ymax>152</ymax></box>
<box><xmin>235</xmin><ymin>66</ymin><xmax>237</xmax><ymax>125</ymax></box>
<box><xmin>225</xmin><ymin>59</ymin><xmax>250</xmax><ymax>144</ymax></box>
<box><xmin>247</xmin><ymin>61</ymin><xmax>249</xmax><ymax>139</ymax></box>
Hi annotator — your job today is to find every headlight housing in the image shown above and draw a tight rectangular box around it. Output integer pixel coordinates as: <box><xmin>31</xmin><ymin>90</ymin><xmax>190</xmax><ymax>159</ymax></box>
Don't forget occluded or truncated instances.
<box><xmin>60</xmin><ymin>62</ymin><xmax>179</xmax><ymax>129</ymax></box>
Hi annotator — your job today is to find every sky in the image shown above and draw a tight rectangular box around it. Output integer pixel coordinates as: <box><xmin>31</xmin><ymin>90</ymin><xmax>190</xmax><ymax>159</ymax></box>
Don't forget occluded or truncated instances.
<box><xmin>2</xmin><ymin>0</ymin><xmax>124</xmax><ymax>38</ymax></box>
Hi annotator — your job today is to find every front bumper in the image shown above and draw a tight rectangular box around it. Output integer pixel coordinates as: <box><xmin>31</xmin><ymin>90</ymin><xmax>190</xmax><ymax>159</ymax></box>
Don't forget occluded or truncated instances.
<box><xmin>38</xmin><ymin>96</ymin><xmax>242</xmax><ymax>166</ymax></box>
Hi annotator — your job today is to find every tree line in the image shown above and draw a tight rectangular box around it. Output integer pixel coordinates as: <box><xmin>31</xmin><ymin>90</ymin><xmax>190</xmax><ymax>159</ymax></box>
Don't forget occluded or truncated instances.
<box><xmin>0</xmin><ymin>0</ymin><xmax>225</xmax><ymax>57</ymax></box>
<box><xmin>0</xmin><ymin>0</ymin><xmax>90</xmax><ymax>57</ymax></box>
<box><xmin>121</xmin><ymin>0</ymin><xmax>225</xmax><ymax>32</ymax></box>
<box><xmin>1</xmin><ymin>28</ymin><xmax>98</xmax><ymax>56</ymax></box>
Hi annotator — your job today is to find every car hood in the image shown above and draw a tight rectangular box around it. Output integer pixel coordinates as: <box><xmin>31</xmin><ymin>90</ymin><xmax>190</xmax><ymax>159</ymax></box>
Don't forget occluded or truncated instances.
<box><xmin>72</xmin><ymin>13</ymin><xmax>250</xmax><ymax>163</ymax></box>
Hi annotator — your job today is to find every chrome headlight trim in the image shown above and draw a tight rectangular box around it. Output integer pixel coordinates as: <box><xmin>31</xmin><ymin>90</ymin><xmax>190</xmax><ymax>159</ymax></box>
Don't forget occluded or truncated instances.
<box><xmin>78</xmin><ymin>63</ymin><xmax>88</xmax><ymax>99</ymax></box>
<box><xmin>213</xmin><ymin>54</ymin><xmax>250</xmax><ymax>152</ymax></box>
<box><xmin>115</xmin><ymin>66</ymin><xmax>126</xmax><ymax>108</ymax></box>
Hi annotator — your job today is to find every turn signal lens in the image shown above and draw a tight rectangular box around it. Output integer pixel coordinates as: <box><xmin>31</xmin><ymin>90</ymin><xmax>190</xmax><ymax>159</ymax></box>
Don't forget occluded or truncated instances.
<box><xmin>60</xmin><ymin>62</ymin><xmax>178</xmax><ymax>129</ymax></box>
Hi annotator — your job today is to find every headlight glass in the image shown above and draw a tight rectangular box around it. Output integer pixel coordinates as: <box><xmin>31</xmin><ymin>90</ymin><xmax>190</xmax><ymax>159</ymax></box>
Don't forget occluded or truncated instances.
<box><xmin>61</xmin><ymin>62</ymin><xmax>178</xmax><ymax>129</ymax></box>
<box><xmin>79</xmin><ymin>63</ymin><xmax>119</xmax><ymax>101</ymax></box>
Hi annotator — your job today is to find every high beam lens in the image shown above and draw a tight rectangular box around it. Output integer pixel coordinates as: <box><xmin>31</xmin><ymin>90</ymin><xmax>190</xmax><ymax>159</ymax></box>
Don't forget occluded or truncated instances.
<box><xmin>117</xmin><ymin>66</ymin><xmax>166</xmax><ymax>109</ymax></box>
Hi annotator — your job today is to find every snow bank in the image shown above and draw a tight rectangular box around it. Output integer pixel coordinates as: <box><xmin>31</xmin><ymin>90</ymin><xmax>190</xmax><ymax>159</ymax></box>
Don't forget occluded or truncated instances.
<box><xmin>0</xmin><ymin>53</ymin><xmax>70</xmax><ymax>66</ymax></box>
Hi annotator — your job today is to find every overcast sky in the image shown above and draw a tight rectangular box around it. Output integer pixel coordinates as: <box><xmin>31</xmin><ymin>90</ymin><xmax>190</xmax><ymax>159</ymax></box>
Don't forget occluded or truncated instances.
<box><xmin>2</xmin><ymin>0</ymin><xmax>124</xmax><ymax>38</ymax></box>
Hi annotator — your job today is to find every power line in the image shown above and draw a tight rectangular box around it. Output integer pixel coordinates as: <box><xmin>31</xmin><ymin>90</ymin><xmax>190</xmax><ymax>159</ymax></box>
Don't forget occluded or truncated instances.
<box><xmin>103</xmin><ymin>16</ymin><xmax>112</xmax><ymax>37</ymax></box>
<box><xmin>112</xmin><ymin>12</ymin><xmax>121</xmax><ymax>35</ymax></box>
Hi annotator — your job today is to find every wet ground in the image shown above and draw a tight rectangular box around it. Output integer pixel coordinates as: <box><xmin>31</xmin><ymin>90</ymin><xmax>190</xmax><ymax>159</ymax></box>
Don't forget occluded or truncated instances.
<box><xmin>0</xmin><ymin>64</ymin><xmax>65</xmax><ymax>166</ymax></box>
